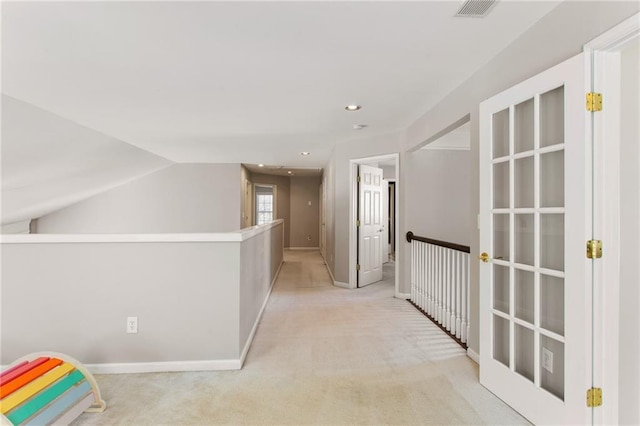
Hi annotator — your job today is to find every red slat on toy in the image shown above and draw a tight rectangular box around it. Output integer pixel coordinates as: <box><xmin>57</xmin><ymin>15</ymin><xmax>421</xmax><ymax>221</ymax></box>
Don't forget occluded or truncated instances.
<box><xmin>0</xmin><ymin>358</ymin><xmax>62</xmax><ymax>399</ymax></box>
<box><xmin>0</xmin><ymin>361</ymin><xmax>28</xmax><ymax>379</ymax></box>
<box><xmin>0</xmin><ymin>357</ymin><xmax>49</xmax><ymax>386</ymax></box>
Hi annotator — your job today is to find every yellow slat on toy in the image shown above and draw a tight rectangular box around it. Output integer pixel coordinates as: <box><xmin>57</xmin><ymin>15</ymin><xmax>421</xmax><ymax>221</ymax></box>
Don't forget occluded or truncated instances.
<box><xmin>0</xmin><ymin>363</ymin><xmax>75</xmax><ymax>414</ymax></box>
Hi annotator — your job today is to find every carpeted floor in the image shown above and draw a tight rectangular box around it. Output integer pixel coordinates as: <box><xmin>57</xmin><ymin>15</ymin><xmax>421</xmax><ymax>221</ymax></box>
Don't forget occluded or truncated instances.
<box><xmin>73</xmin><ymin>250</ymin><xmax>529</xmax><ymax>425</ymax></box>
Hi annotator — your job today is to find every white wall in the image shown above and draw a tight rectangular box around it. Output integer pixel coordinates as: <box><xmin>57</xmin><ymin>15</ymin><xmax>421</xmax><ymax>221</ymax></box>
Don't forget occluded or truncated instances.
<box><xmin>618</xmin><ymin>37</ymin><xmax>640</xmax><ymax>426</ymax></box>
<box><xmin>1</xmin><ymin>95</ymin><xmax>172</xmax><ymax>226</ymax></box>
<box><xmin>1</xmin><ymin>221</ymin><xmax>284</xmax><ymax>370</ymax></box>
<box><xmin>405</xmin><ymin>149</ymin><xmax>471</xmax><ymax>246</ymax></box>
<box><xmin>34</xmin><ymin>163</ymin><xmax>242</xmax><ymax>234</ymax></box>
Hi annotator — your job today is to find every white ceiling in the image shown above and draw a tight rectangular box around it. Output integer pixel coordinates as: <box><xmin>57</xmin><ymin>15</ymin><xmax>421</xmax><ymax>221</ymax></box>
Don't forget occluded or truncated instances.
<box><xmin>2</xmin><ymin>1</ymin><xmax>561</xmax><ymax>169</ymax></box>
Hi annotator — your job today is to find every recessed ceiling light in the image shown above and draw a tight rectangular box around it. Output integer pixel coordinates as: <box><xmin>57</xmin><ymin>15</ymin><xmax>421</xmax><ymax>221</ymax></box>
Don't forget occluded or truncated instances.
<box><xmin>287</xmin><ymin>171</ymin><xmax>293</xmax><ymax>174</ymax></box>
<box><xmin>353</xmin><ymin>124</ymin><xmax>368</xmax><ymax>130</ymax></box>
<box><xmin>258</xmin><ymin>164</ymin><xmax>264</xmax><ymax>167</ymax></box>
<box><xmin>301</xmin><ymin>152</ymin><xmax>310</xmax><ymax>156</ymax></box>
<box><xmin>345</xmin><ymin>104</ymin><xmax>361</xmax><ymax>111</ymax></box>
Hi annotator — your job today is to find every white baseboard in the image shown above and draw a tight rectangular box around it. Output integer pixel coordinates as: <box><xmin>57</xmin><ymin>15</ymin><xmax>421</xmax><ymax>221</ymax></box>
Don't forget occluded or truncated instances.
<box><xmin>395</xmin><ymin>292</ymin><xmax>410</xmax><ymax>300</ymax></box>
<box><xmin>334</xmin><ymin>281</ymin><xmax>350</xmax><ymax>289</ymax></box>
<box><xmin>321</xmin><ymin>254</ymin><xmax>336</xmax><ymax>282</ymax></box>
<box><xmin>287</xmin><ymin>247</ymin><xmax>320</xmax><ymax>251</ymax></box>
<box><xmin>239</xmin><ymin>259</ymin><xmax>284</xmax><ymax>367</ymax></box>
<box><xmin>85</xmin><ymin>359</ymin><xmax>241</xmax><ymax>374</ymax></box>
<box><xmin>467</xmin><ymin>348</ymin><xmax>480</xmax><ymax>365</ymax></box>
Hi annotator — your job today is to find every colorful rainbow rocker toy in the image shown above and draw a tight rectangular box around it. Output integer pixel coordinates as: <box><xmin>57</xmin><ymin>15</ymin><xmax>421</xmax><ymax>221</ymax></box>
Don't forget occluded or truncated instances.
<box><xmin>0</xmin><ymin>352</ymin><xmax>106</xmax><ymax>425</ymax></box>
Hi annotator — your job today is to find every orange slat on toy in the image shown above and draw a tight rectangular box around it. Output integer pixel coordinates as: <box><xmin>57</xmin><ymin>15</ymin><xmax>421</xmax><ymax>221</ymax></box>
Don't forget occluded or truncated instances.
<box><xmin>0</xmin><ymin>358</ymin><xmax>63</xmax><ymax>399</ymax></box>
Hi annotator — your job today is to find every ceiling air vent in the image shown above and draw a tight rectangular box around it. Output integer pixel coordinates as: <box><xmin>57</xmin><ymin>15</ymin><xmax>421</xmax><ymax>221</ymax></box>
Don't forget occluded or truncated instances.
<box><xmin>455</xmin><ymin>0</ymin><xmax>496</xmax><ymax>17</ymax></box>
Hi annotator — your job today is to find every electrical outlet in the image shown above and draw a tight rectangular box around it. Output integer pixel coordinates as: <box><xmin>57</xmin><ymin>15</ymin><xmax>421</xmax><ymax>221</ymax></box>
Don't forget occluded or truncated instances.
<box><xmin>542</xmin><ymin>347</ymin><xmax>553</xmax><ymax>373</ymax></box>
<box><xmin>127</xmin><ymin>316</ymin><xmax>138</xmax><ymax>334</ymax></box>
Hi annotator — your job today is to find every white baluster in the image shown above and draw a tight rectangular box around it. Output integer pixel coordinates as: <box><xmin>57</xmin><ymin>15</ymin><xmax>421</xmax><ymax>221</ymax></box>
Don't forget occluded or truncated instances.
<box><xmin>455</xmin><ymin>251</ymin><xmax>462</xmax><ymax>339</ymax></box>
<box><xmin>466</xmin><ymin>253</ymin><xmax>471</xmax><ymax>343</ymax></box>
<box><xmin>420</xmin><ymin>242</ymin><xmax>428</xmax><ymax>311</ymax></box>
<box><xmin>428</xmin><ymin>244</ymin><xmax>436</xmax><ymax>317</ymax></box>
<box><xmin>443</xmin><ymin>249</ymin><xmax>449</xmax><ymax>331</ymax></box>
<box><xmin>417</xmin><ymin>242</ymin><xmax>423</xmax><ymax>310</ymax></box>
<box><xmin>410</xmin><ymin>240</ymin><xmax>415</xmax><ymax>304</ymax></box>
<box><xmin>438</xmin><ymin>246</ymin><xmax>443</xmax><ymax>325</ymax></box>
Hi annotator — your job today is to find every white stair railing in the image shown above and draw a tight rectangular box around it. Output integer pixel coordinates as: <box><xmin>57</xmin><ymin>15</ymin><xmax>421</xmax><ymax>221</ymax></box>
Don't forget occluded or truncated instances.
<box><xmin>407</xmin><ymin>232</ymin><xmax>470</xmax><ymax>345</ymax></box>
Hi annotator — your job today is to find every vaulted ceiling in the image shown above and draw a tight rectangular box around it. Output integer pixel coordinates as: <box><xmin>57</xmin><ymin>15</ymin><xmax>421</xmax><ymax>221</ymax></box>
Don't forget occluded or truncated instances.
<box><xmin>1</xmin><ymin>1</ymin><xmax>561</xmax><ymax>224</ymax></box>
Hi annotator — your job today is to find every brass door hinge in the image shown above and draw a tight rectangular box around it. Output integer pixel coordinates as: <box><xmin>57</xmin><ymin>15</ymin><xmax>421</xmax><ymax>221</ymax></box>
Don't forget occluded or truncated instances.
<box><xmin>586</xmin><ymin>240</ymin><xmax>603</xmax><ymax>259</ymax></box>
<box><xmin>357</xmin><ymin>175</ymin><xmax>361</xmax><ymax>183</ymax></box>
<box><xmin>356</xmin><ymin>264</ymin><xmax>361</xmax><ymax>271</ymax></box>
<box><xmin>586</xmin><ymin>92</ymin><xmax>603</xmax><ymax>112</ymax></box>
<box><xmin>587</xmin><ymin>387</ymin><xmax>602</xmax><ymax>407</ymax></box>
<box><xmin>356</xmin><ymin>220</ymin><xmax>360</xmax><ymax>227</ymax></box>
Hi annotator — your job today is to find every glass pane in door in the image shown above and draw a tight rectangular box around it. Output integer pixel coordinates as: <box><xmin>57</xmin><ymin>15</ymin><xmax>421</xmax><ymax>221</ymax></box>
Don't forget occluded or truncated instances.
<box><xmin>515</xmin><ymin>269</ymin><xmax>534</xmax><ymax>323</ymax></box>
<box><xmin>494</xmin><ymin>161</ymin><xmax>510</xmax><ymax>208</ymax></box>
<box><xmin>493</xmin><ymin>214</ymin><xmax>510</xmax><ymax>261</ymax></box>
<box><xmin>515</xmin><ymin>325</ymin><xmax>535</xmax><ymax>382</ymax></box>
<box><xmin>493</xmin><ymin>265</ymin><xmax>510</xmax><ymax>314</ymax></box>
<box><xmin>540</xmin><ymin>86</ymin><xmax>564</xmax><ymax>147</ymax></box>
<box><xmin>493</xmin><ymin>109</ymin><xmax>510</xmax><ymax>158</ymax></box>
<box><xmin>541</xmin><ymin>275</ymin><xmax>565</xmax><ymax>336</ymax></box>
<box><xmin>515</xmin><ymin>214</ymin><xmax>534</xmax><ymax>265</ymax></box>
<box><xmin>540</xmin><ymin>214</ymin><xmax>564</xmax><ymax>271</ymax></box>
<box><xmin>515</xmin><ymin>156</ymin><xmax>534</xmax><ymax>208</ymax></box>
<box><xmin>515</xmin><ymin>98</ymin><xmax>534</xmax><ymax>153</ymax></box>
<box><xmin>493</xmin><ymin>315</ymin><xmax>510</xmax><ymax>367</ymax></box>
<box><xmin>540</xmin><ymin>150</ymin><xmax>565</xmax><ymax>207</ymax></box>
<box><xmin>540</xmin><ymin>335</ymin><xmax>565</xmax><ymax>400</ymax></box>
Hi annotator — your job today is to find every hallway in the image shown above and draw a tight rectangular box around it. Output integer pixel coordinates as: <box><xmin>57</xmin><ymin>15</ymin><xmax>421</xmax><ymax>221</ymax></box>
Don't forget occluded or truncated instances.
<box><xmin>75</xmin><ymin>250</ymin><xmax>528</xmax><ymax>425</ymax></box>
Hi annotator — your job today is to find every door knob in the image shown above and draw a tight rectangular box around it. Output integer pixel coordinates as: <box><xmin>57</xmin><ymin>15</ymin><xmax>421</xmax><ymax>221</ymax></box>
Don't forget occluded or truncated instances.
<box><xmin>479</xmin><ymin>252</ymin><xmax>490</xmax><ymax>263</ymax></box>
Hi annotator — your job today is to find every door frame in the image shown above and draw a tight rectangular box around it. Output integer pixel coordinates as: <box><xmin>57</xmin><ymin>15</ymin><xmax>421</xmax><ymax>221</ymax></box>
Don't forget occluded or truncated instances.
<box><xmin>349</xmin><ymin>153</ymin><xmax>402</xmax><ymax>297</ymax></box>
<box><xmin>584</xmin><ymin>13</ymin><xmax>639</xmax><ymax>425</ymax></box>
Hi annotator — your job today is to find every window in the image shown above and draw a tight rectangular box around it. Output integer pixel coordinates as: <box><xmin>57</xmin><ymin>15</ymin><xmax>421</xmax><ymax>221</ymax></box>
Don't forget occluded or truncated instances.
<box><xmin>256</xmin><ymin>193</ymin><xmax>273</xmax><ymax>225</ymax></box>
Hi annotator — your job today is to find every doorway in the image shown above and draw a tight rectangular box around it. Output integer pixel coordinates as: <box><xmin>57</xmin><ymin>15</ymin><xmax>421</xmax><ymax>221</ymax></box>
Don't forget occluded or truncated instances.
<box><xmin>349</xmin><ymin>153</ymin><xmax>402</xmax><ymax>297</ymax></box>
<box><xmin>585</xmin><ymin>15</ymin><xmax>640</xmax><ymax>425</ymax></box>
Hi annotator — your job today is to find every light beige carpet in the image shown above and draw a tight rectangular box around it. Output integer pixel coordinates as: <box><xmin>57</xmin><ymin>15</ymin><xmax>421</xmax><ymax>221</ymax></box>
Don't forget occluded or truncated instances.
<box><xmin>74</xmin><ymin>250</ymin><xmax>529</xmax><ymax>425</ymax></box>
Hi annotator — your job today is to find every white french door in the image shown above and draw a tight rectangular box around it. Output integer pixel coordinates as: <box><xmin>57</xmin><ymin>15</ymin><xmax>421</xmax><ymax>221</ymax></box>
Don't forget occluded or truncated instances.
<box><xmin>479</xmin><ymin>53</ymin><xmax>593</xmax><ymax>424</ymax></box>
<box><xmin>358</xmin><ymin>164</ymin><xmax>384</xmax><ymax>287</ymax></box>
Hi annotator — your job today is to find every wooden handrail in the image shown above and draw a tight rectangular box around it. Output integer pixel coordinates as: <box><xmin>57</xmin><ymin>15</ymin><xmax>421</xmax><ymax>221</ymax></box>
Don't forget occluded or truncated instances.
<box><xmin>405</xmin><ymin>231</ymin><xmax>470</xmax><ymax>253</ymax></box>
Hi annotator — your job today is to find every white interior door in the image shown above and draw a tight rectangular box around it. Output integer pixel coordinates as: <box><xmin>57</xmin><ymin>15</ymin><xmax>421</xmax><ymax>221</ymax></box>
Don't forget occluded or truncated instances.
<box><xmin>358</xmin><ymin>164</ymin><xmax>384</xmax><ymax>287</ymax></box>
<box><xmin>479</xmin><ymin>53</ymin><xmax>592</xmax><ymax>425</ymax></box>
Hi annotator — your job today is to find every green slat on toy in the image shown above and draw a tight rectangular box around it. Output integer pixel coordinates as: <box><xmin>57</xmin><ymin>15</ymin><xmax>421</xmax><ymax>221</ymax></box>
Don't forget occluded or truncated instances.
<box><xmin>0</xmin><ymin>352</ymin><xmax>106</xmax><ymax>426</ymax></box>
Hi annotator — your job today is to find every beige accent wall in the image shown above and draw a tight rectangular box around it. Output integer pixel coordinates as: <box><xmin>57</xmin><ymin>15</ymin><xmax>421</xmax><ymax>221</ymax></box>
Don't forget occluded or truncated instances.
<box><xmin>251</xmin><ymin>173</ymin><xmax>291</xmax><ymax>248</ymax></box>
<box><xmin>405</xmin><ymin>149</ymin><xmax>471</xmax><ymax>247</ymax></box>
<box><xmin>290</xmin><ymin>176</ymin><xmax>321</xmax><ymax>248</ymax></box>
